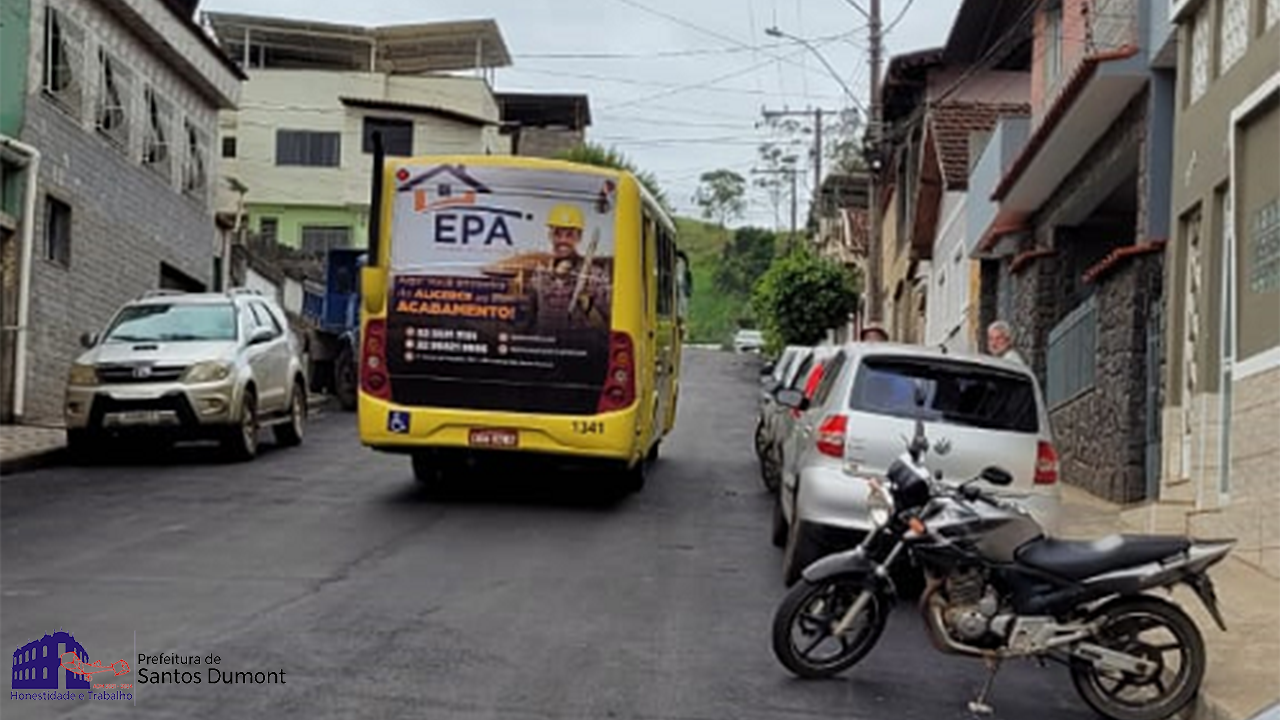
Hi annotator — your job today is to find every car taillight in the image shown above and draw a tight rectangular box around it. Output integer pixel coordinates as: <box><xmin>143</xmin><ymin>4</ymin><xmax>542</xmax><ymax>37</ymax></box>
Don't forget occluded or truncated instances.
<box><xmin>816</xmin><ymin>414</ymin><xmax>847</xmax><ymax>458</ymax></box>
<box><xmin>597</xmin><ymin>331</ymin><xmax>635</xmax><ymax>413</ymax></box>
<box><xmin>361</xmin><ymin>318</ymin><xmax>390</xmax><ymax>400</ymax></box>
<box><xmin>1035</xmin><ymin>441</ymin><xmax>1059</xmax><ymax>485</ymax></box>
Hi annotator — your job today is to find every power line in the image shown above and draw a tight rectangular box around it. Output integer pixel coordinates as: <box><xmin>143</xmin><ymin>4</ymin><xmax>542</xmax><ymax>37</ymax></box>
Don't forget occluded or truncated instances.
<box><xmin>595</xmin><ymin>46</ymin><xmax>811</xmax><ymax>111</ymax></box>
<box><xmin>505</xmin><ymin>66</ymin><xmax>848</xmax><ymax>101</ymax></box>
<box><xmin>611</xmin><ymin>0</ymin><xmax>857</xmax><ymax>89</ymax></box>
<box><xmin>883</xmin><ymin>0</ymin><xmax>917</xmax><ymax>34</ymax></box>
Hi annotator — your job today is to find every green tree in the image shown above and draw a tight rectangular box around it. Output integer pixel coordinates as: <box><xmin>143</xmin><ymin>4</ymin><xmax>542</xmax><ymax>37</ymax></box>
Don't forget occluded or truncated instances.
<box><xmin>752</xmin><ymin>247</ymin><xmax>860</xmax><ymax>350</ymax></box>
<box><xmin>692</xmin><ymin>169</ymin><xmax>747</xmax><ymax>228</ymax></box>
<box><xmin>714</xmin><ymin>226</ymin><xmax>776</xmax><ymax>297</ymax></box>
<box><xmin>556</xmin><ymin>142</ymin><xmax>672</xmax><ymax>214</ymax></box>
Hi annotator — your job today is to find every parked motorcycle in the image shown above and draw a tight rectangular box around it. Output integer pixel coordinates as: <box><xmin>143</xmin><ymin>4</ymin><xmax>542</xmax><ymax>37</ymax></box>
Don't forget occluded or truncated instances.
<box><xmin>770</xmin><ymin>382</ymin><xmax>1234</xmax><ymax>720</ymax></box>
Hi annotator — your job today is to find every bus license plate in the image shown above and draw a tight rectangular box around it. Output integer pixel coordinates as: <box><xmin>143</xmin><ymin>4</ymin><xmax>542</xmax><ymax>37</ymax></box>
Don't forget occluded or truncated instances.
<box><xmin>469</xmin><ymin>428</ymin><xmax>519</xmax><ymax>448</ymax></box>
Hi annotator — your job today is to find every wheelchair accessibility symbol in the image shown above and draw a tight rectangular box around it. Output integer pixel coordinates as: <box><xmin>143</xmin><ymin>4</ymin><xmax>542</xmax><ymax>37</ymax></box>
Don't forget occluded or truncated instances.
<box><xmin>387</xmin><ymin>411</ymin><xmax>411</xmax><ymax>434</ymax></box>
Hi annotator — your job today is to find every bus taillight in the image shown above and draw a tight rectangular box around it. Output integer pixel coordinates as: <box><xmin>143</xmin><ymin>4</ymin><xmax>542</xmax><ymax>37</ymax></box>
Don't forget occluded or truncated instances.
<box><xmin>361</xmin><ymin>319</ymin><xmax>391</xmax><ymax>400</ymax></box>
<box><xmin>597</xmin><ymin>331</ymin><xmax>635</xmax><ymax>413</ymax></box>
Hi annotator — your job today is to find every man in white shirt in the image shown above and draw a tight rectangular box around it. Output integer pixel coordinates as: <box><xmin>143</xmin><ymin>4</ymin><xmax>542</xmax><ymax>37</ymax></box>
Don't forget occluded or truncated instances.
<box><xmin>986</xmin><ymin>320</ymin><xmax>1026</xmax><ymax>364</ymax></box>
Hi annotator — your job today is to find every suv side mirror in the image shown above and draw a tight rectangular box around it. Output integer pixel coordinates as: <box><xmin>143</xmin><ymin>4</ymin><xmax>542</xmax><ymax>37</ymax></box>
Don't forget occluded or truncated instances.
<box><xmin>775</xmin><ymin>388</ymin><xmax>809</xmax><ymax>411</ymax></box>
<box><xmin>248</xmin><ymin>327</ymin><xmax>275</xmax><ymax>345</ymax></box>
<box><xmin>760</xmin><ymin>361</ymin><xmax>775</xmax><ymax>376</ymax></box>
<box><xmin>979</xmin><ymin>466</ymin><xmax>1014</xmax><ymax>487</ymax></box>
<box><xmin>79</xmin><ymin>332</ymin><xmax>98</xmax><ymax>349</ymax></box>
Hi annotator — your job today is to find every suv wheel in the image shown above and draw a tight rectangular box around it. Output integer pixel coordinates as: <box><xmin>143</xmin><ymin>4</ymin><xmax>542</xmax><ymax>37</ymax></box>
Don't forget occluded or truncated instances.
<box><xmin>274</xmin><ymin>380</ymin><xmax>306</xmax><ymax>447</ymax></box>
<box><xmin>66</xmin><ymin>428</ymin><xmax>102</xmax><ymax>463</ymax></box>
<box><xmin>224</xmin><ymin>389</ymin><xmax>259</xmax><ymax>462</ymax></box>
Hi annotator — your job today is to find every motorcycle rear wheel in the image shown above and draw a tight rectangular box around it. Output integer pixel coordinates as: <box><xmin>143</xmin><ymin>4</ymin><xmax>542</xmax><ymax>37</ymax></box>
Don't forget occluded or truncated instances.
<box><xmin>1070</xmin><ymin>595</ymin><xmax>1205</xmax><ymax>720</ymax></box>
<box><xmin>771</xmin><ymin>578</ymin><xmax>888</xmax><ymax>679</ymax></box>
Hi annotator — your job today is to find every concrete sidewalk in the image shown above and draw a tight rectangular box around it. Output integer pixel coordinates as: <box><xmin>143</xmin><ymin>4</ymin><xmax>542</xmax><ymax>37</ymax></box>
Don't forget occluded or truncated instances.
<box><xmin>0</xmin><ymin>423</ymin><xmax>68</xmax><ymax>474</ymax></box>
<box><xmin>1059</xmin><ymin>484</ymin><xmax>1280</xmax><ymax>720</ymax></box>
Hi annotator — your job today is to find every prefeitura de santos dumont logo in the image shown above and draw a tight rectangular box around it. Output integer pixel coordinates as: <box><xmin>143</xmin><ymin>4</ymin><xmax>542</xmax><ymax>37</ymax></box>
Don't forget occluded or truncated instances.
<box><xmin>11</xmin><ymin>628</ymin><xmax>133</xmax><ymax>702</ymax></box>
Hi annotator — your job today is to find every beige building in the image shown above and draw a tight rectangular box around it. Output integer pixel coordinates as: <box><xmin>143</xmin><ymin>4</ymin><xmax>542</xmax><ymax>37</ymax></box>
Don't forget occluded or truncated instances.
<box><xmin>205</xmin><ymin>13</ymin><xmax>512</xmax><ymax>256</ymax></box>
<box><xmin>1158</xmin><ymin>0</ymin><xmax>1280</xmax><ymax>578</ymax></box>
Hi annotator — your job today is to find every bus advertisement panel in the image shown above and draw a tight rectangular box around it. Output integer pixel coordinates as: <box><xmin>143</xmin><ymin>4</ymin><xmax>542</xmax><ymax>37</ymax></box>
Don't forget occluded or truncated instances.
<box><xmin>386</xmin><ymin>163</ymin><xmax>620</xmax><ymax>415</ymax></box>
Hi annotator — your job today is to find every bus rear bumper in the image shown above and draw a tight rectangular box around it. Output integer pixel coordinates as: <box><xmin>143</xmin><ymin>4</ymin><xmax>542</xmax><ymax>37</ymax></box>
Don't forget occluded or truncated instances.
<box><xmin>357</xmin><ymin>395</ymin><xmax>644</xmax><ymax>463</ymax></box>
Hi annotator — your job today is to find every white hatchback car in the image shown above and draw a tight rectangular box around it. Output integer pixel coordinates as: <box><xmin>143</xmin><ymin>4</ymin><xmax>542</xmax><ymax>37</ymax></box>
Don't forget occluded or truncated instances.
<box><xmin>773</xmin><ymin>342</ymin><xmax>1062</xmax><ymax>585</ymax></box>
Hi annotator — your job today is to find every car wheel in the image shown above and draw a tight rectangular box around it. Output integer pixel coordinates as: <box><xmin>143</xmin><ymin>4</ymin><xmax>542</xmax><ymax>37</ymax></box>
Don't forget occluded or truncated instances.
<box><xmin>335</xmin><ymin>346</ymin><xmax>358</xmax><ymax>412</ymax></box>
<box><xmin>783</xmin><ymin>517</ymin><xmax>824</xmax><ymax>587</ymax></box>
<box><xmin>223</xmin><ymin>389</ymin><xmax>259</xmax><ymax>462</ymax></box>
<box><xmin>771</xmin><ymin>495</ymin><xmax>788</xmax><ymax>548</ymax></box>
<box><xmin>273</xmin><ymin>380</ymin><xmax>306</xmax><ymax>447</ymax></box>
<box><xmin>66</xmin><ymin>428</ymin><xmax>102</xmax><ymax>464</ymax></box>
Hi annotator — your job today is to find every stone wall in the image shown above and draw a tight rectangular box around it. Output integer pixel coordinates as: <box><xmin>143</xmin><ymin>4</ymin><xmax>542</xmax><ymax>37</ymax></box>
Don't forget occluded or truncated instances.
<box><xmin>1007</xmin><ymin>87</ymin><xmax>1163</xmax><ymax>502</ymax></box>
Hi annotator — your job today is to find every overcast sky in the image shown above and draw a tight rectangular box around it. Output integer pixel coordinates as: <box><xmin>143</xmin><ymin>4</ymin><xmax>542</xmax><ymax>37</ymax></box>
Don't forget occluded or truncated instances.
<box><xmin>201</xmin><ymin>0</ymin><xmax>964</xmax><ymax>228</ymax></box>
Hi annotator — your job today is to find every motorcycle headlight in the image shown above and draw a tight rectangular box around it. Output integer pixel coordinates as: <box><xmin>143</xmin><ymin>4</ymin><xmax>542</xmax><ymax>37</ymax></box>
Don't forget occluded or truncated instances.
<box><xmin>865</xmin><ymin>477</ymin><xmax>895</xmax><ymax>528</ymax></box>
<box><xmin>68</xmin><ymin>363</ymin><xmax>98</xmax><ymax>386</ymax></box>
<box><xmin>183</xmin><ymin>361</ymin><xmax>232</xmax><ymax>384</ymax></box>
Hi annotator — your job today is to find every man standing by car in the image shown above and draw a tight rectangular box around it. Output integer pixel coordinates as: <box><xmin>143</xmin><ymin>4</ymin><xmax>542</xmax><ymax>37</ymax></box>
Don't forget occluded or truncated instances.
<box><xmin>986</xmin><ymin>320</ymin><xmax>1025</xmax><ymax>364</ymax></box>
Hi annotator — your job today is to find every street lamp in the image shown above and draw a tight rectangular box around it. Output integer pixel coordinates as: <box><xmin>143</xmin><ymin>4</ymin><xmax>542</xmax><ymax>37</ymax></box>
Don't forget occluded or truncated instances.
<box><xmin>765</xmin><ymin>26</ymin><xmax>864</xmax><ymax>116</ymax></box>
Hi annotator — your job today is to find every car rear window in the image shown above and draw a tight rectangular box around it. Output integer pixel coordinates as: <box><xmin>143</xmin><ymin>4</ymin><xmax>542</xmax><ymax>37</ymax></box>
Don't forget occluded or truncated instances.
<box><xmin>848</xmin><ymin>356</ymin><xmax>1039</xmax><ymax>433</ymax></box>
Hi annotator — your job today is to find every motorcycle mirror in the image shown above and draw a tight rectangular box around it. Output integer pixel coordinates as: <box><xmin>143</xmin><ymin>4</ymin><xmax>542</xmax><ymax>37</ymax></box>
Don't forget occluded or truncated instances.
<box><xmin>979</xmin><ymin>466</ymin><xmax>1014</xmax><ymax>487</ymax></box>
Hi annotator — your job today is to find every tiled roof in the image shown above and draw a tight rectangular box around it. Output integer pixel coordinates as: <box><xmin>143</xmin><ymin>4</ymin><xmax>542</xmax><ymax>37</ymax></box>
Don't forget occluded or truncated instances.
<box><xmin>929</xmin><ymin>102</ymin><xmax>1031</xmax><ymax>190</ymax></box>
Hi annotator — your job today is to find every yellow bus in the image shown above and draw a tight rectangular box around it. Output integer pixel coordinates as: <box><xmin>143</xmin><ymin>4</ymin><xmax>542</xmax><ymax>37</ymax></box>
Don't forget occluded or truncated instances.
<box><xmin>356</xmin><ymin>152</ymin><xmax>690</xmax><ymax>492</ymax></box>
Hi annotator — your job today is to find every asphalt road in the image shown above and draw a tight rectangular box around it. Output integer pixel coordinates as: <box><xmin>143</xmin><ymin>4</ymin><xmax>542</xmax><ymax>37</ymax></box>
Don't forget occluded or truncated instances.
<box><xmin>2</xmin><ymin>349</ymin><xmax>1096</xmax><ymax>720</ymax></box>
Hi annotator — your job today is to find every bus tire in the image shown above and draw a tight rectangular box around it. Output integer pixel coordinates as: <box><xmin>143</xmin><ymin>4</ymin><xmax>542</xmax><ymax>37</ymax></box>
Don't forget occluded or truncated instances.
<box><xmin>620</xmin><ymin>458</ymin><xmax>647</xmax><ymax>494</ymax></box>
<box><xmin>411</xmin><ymin>453</ymin><xmax>441</xmax><ymax>485</ymax></box>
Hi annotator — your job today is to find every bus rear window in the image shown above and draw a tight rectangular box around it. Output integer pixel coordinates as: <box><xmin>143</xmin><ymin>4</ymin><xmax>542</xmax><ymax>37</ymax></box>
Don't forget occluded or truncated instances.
<box><xmin>849</xmin><ymin>356</ymin><xmax>1039</xmax><ymax>434</ymax></box>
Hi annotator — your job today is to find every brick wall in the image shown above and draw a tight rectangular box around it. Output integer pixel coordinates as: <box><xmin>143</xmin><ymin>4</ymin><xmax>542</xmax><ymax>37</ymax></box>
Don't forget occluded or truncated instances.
<box><xmin>15</xmin><ymin>0</ymin><xmax>223</xmax><ymax>423</ymax></box>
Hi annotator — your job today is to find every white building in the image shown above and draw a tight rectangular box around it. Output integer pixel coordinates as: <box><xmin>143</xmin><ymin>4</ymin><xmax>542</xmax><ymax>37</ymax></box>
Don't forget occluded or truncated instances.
<box><xmin>204</xmin><ymin>12</ymin><xmax>513</xmax><ymax>255</ymax></box>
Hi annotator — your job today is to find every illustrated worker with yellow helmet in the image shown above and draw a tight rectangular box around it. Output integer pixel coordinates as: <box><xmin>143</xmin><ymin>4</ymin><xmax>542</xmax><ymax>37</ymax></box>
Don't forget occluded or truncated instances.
<box><xmin>530</xmin><ymin>203</ymin><xmax>611</xmax><ymax>332</ymax></box>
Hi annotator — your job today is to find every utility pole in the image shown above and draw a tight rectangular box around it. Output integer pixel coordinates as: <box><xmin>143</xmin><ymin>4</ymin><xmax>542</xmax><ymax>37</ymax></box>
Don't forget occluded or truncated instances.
<box><xmin>866</xmin><ymin>0</ymin><xmax>884</xmax><ymax>323</ymax></box>
<box><xmin>751</xmin><ymin>165</ymin><xmax>799</xmax><ymax>250</ymax></box>
<box><xmin>760</xmin><ymin>106</ymin><xmax>837</xmax><ymax>234</ymax></box>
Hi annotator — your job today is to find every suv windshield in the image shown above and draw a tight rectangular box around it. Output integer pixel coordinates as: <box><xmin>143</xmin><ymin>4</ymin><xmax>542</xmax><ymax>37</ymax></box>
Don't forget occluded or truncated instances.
<box><xmin>849</xmin><ymin>356</ymin><xmax>1039</xmax><ymax>433</ymax></box>
<box><xmin>103</xmin><ymin>303</ymin><xmax>237</xmax><ymax>343</ymax></box>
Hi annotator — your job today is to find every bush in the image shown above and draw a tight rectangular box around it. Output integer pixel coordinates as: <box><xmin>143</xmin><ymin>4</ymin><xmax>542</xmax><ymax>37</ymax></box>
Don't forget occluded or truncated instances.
<box><xmin>751</xmin><ymin>248</ymin><xmax>860</xmax><ymax>352</ymax></box>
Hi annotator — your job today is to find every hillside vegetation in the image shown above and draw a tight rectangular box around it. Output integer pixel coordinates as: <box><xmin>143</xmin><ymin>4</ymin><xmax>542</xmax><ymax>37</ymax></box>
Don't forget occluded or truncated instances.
<box><xmin>675</xmin><ymin>217</ymin><xmax>772</xmax><ymax>346</ymax></box>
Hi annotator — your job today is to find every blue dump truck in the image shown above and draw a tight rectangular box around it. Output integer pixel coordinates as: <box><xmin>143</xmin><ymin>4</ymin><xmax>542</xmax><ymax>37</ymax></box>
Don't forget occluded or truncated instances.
<box><xmin>302</xmin><ymin>248</ymin><xmax>365</xmax><ymax>411</ymax></box>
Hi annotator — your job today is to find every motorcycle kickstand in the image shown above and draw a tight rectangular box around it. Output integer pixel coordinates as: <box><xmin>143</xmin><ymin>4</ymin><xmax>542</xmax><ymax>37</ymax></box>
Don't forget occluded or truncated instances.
<box><xmin>967</xmin><ymin>657</ymin><xmax>1002</xmax><ymax>716</ymax></box>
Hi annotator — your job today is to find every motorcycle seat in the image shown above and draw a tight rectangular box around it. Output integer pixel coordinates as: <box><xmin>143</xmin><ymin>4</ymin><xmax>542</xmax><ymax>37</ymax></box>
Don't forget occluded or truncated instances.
<box><xmin>1016</xmin><ymin>534</ymin><xmax>1191</xmax><ymax>581</ymax></box>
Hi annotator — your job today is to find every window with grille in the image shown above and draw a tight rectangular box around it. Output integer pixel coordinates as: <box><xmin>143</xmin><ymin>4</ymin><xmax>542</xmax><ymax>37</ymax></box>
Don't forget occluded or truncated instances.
<box><xmin>143</xmin><ymin>86</ymin><xmax>173</xmax><ymax>179</ymax></box>
<box><xmin>95</xmin><ymin>48</ymin><xmax>130</xmax><ymax>148</ymax></box>
<box><xmin>182</xmin><ymin>119</ymin><xmax>208</xmax><ymax>197</ymax></box>
<box><xmin>276</xmin><ymin>130</ymin><xmax>341</xmax><ymax>167</ymax></box>
<box><xmin>45</xmin><ymin>196</ymin><xmax>72</xmax><ymax>268</ymax></box>
<box><xmin>1189</xmin><ymin>3</ymin><xmax>1212</xmax><ymax>103</ymax></box>
<box><xmin>1219</xmin><ymin>0</ymin><xmax>1249</xmax><ymax>73</ymax></box>
<box><xmin>300</xmin><ymin>226</ymin><xmax>351</xmax><ymax>255</ymax></box>
<box><xmin>43</xmin><ymin>7</ymin><xmax>84</xmax><ymax>117</ymax></box>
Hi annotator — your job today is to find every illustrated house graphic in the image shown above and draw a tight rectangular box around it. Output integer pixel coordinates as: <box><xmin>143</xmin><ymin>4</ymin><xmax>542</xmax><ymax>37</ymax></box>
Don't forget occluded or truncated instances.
<box><xmin>12</xmin><ymin>629</ymin><xmax>91</xmax><ymax>690</ymax></box>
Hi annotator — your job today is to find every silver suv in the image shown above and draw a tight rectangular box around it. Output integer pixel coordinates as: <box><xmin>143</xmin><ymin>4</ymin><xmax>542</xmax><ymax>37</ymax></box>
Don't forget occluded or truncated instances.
<box><xmin>773</xmin><ymin>342</ymin><xmax>1062</xmax><ymax>585</ymax></box>
<box><xmin>64</xmin><ymin>289</ymin><xmax>309</xmax><ymax>461</ymax></box>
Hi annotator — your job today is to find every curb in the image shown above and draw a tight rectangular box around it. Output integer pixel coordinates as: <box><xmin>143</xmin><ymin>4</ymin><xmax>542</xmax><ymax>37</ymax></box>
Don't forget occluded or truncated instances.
<box><xmin>0</xmin><ymin>445</ymin><xmax>68</xmax><ymax>477</ymax></box>
<box><xmin>1192</xmin><ymin>692</ymin><xmax>1242</xmax><ymax>720</ymax></box>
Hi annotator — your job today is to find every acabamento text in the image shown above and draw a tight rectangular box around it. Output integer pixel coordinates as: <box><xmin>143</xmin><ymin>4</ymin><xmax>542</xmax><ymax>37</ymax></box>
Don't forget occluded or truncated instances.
<box><xmin>138</xmin><ymin>669</ymin><xmax>287</xmax><ymax>684</ymax></box>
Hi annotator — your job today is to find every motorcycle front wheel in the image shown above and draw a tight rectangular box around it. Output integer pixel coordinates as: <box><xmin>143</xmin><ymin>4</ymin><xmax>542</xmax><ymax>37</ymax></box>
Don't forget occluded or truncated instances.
<box><xmin>1070</xmin><ymin>596</ymin><xmax>1206</xmax><ymax>720</ymax></box>
<box><xmin>771</xmin><ymin>578</ymin><xmax>888</xmax><ymax>679</ymax></box>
